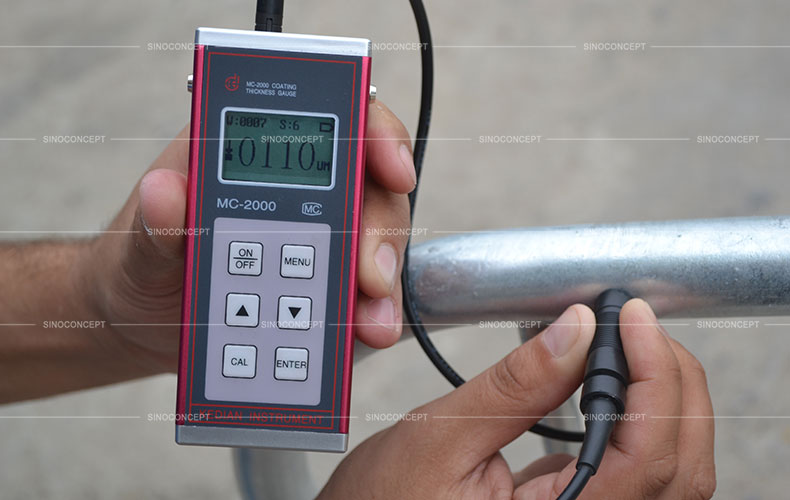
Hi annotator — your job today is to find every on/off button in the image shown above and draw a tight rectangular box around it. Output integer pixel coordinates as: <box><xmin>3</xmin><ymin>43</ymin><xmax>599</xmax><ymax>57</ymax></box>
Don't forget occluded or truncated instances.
<box><xmin>228</xmin><ymin>241</ymin><xmax>263</xmax><ymax>276</ymax></box>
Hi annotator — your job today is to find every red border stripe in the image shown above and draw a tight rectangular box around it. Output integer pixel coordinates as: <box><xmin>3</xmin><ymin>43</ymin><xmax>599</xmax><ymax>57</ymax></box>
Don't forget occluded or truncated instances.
<box><xmin>340</xmin><ymin>55</ymin><xmax>371</xmax><ymax>432</ymax></box>
<box><xmin>176</xmin><ymin>44</ymin><xmax>205</xmax><ymax>424</ymax></box>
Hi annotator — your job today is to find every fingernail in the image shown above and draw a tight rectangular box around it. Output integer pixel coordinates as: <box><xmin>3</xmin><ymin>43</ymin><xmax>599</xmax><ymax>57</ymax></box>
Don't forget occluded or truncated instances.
<box><xmin>140</xmin><ymin>212</ymin><xmax>154</xmax><ymax>236</ymax></box>
<box><xmin>367</xmin><ymin>297</ymin><xmax>397</xmax><ymax>331</ymax></box>
<box><xmin>138</xmin><ymin>178</ymin><xmax>155</xmax><ymax>237</ymax></box>
<box><xmin>542</xmin><ymin>308</ymin><xmax>581</xmax><ymax>358</ymax></box>
<box><xmin>399</xmin><ymin>143</ymin><xmax>417</xmax><ymax>187</ymax></box>
<box><xmin>374</xmin><ymin>243</ymin><xmax>398</xmax><ymax>292</ymax></box>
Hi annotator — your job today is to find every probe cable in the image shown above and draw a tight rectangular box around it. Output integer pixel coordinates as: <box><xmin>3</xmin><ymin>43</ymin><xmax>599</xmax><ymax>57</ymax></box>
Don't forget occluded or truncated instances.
<box><xmin>402</xmin><ymin>0</ymin><xmax>586</xmax><ymax>443</ymax></box>
<box><xmin>401</xmin><ymin>4</ymin><xmax>633</xmax><ymax>499</ymax></box>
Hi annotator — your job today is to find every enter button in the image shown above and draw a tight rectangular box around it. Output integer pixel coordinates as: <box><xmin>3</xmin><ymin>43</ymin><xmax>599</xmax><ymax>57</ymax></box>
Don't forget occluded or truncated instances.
<box><xmin>274</xmin><ymin>347</ymin><xmax>309</xmax><ymax>381</ymax></box>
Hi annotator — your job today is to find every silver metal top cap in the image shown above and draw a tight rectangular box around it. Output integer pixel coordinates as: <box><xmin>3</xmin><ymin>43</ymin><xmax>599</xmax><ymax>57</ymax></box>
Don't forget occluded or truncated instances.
<box><xmin>195</xmin><ymin>28</ymin><xmax>371</xmax><ymax>57</ymax></box>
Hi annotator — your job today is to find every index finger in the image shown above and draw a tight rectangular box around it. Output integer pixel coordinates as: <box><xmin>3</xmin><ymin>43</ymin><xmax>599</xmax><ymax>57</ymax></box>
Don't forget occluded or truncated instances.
<box><xmin>397</xmin><ymin>305</ymin><xmax>596</xmax><ymax>473</ymax></box>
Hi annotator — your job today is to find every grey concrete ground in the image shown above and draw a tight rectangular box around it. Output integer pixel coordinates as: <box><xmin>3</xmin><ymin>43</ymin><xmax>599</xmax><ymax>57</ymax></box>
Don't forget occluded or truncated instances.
<box><xmin>1</xmin><ymin>1</ymin><xmax>790</xmax><ymax>498</ymax></box>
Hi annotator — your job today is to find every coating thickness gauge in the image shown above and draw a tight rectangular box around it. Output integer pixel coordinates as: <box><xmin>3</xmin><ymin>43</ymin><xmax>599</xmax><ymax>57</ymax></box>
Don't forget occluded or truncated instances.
<box><xmin>175</xmin><ymin>27</ymin><xmax>372</xmax><ymax>452</ymax></box>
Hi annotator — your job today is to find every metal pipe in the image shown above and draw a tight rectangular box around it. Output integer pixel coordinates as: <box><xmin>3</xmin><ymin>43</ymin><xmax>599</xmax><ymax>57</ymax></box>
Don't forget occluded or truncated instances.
<box><xmin>234</xmin><ymin>448</ymin><xmax>317</xmax><ymax>500</ymax></box>
<box><xmin>408</xmin><ymin>216</ymin><xmax>790</xmax><ymax>327</ymax></box>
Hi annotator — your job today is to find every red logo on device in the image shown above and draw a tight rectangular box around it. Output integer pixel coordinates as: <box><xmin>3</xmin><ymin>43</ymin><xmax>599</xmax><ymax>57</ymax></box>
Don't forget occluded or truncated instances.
<box><xmin>225</xmin><ymin>74</ymin><xmax>240</xmax><ymax>92</ymax></box>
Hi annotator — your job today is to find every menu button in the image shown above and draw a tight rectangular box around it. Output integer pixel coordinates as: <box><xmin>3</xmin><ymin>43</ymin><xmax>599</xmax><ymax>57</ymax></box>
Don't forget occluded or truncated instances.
<box><xmin>280</xmin><ymin>245</ymin><xmax>315</xmax><ymax>279</ymax></box>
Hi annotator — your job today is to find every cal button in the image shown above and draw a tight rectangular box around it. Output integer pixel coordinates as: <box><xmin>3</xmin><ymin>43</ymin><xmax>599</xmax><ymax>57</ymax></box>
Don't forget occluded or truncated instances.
<box><xmin>280</xmin><ymin>244</ymin><xmax>315</xmax><ymax>279</ymax></box>
<box><xmin>222</xmin><ymin>344</ymin><xmax>257</xmax><ymax>378</ymax></box>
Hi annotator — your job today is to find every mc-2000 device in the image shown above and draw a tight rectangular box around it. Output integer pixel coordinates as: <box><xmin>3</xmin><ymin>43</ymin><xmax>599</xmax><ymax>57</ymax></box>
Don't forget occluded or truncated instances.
<box><xmin>175</xmin><ymin>27</ymin><xmax>372</xmax><ymax>452</ymax></box>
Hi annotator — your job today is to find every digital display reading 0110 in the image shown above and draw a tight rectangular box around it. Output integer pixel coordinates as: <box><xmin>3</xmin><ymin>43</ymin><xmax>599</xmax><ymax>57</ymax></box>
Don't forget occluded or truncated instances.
<box><xmin>220</xmin><ymin>109</ymin><xmax>336</xmax><ymax>187</ymax></box>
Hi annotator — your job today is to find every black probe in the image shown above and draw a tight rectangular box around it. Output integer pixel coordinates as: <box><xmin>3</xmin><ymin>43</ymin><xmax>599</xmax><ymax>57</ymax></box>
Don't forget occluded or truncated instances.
<box><xmin>557</xmin><ymin>289</ymin><xmax>632</xmax><ymax>500</ymax></box>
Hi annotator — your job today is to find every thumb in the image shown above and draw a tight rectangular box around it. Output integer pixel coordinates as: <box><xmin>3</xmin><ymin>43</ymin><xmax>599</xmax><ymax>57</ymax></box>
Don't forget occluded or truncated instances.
<box><xmin>122</xmin><ymin>168</ymin><xmax>188</xmax><ymax>289</ymax></box>
<box><xmin>408</xmin><ymin>305</ymin><xmax>594</xmax><ymax>472</ymax></box>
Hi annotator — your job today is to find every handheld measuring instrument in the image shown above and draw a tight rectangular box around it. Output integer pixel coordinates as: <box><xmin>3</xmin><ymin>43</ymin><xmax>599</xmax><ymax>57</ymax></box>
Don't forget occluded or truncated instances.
<box><xmin>175</xmin><ymin>26</ymin><xmax>372</xmax><ymax>452</ymax></box>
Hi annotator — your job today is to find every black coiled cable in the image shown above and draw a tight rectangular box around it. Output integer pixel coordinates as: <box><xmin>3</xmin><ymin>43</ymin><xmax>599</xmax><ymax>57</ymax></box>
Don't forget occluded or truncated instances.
<box><xmin>402</xmin><ymin>0</ymin><xmax>585</xmax><ymax>444</ymax></box>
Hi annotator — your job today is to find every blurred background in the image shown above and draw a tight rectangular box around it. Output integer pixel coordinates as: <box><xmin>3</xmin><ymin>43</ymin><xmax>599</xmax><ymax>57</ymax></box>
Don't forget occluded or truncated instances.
<box><xmin>1</xmin><ymin>1</ymin><xmax>790</xmax><ymax>498</ymax></box>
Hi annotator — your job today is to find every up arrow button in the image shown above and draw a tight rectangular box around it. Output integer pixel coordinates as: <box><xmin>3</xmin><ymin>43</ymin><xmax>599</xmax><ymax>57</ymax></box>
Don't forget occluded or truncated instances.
<box><xmin>225</xmin><ymin>293</ymin><xmax>260</xmax><ymax>327</ymax></box>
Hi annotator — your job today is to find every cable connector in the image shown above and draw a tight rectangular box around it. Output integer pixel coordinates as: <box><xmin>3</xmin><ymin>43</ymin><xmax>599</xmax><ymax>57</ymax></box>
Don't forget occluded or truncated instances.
<box><xmin>580</xmin><ymin>289</ymin><xmax>630</xmax><ymax>420</ymax></box>
<box><xmin>255</xmin><ymin>0</ymin><xmax>284</xmax><ymax>32</ymax></box>
<box><xmin>558</xmin><ymin>289</ymin><xmax>632</xmax><ymax>500</ymax></box>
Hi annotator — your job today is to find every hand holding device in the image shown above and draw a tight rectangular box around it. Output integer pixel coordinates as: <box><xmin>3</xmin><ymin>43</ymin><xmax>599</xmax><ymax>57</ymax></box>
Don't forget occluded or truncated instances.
<box><xmin>81</xmin><ymin>101</ymin><xmax>414</xmax><ymax>382</ymax></box>
<box><xmin>73</xmin><ymin>9</ymin><xmax>415</xmax><ymax>444</ymax></box>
